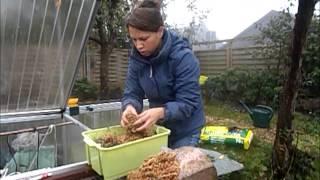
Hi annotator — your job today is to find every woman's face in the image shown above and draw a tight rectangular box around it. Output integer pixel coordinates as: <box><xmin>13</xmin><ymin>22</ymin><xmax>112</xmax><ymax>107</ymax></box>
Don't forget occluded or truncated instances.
<box><xmin>128</xmin><ymin>26</ymin><xmax>163</xmax><ymax>57</ymax></box>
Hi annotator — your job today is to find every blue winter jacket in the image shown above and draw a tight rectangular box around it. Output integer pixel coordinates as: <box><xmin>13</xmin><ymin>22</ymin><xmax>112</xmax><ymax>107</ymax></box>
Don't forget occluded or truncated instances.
<box><xmin>122</xmin><ymin>29</ymin><xmax>205</xmax><ymax>142</ymax></box>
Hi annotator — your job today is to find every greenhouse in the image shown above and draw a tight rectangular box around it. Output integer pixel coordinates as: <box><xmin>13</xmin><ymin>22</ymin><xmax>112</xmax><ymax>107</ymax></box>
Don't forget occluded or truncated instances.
<box><xmin>0</xmin><ymin>0</ymin><xmax>111</xmax><ymax>178</ymax></box>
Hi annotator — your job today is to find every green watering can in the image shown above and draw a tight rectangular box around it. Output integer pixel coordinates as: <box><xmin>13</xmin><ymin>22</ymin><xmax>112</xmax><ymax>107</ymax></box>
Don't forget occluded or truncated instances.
<box><xmin>239</xmin><ymin>101</ymin><xmax>274</xmax><ymax>128</ymax></box>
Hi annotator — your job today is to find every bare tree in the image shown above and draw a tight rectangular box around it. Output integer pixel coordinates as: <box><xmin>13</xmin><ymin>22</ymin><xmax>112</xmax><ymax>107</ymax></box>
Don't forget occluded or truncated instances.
<box><xmin>272</xmin><ymin>0</ymin><xmax>318</xmax><ymax>178</ymax></box>
<box><xmin>168</xmin><ymin>0</ymin><xmax>208</xmax><ymax>44</ymax></box>
<box><xmin>89</xmin><ymin>0</ymin><xmax>130</xmax><ymax>98</ymax></box>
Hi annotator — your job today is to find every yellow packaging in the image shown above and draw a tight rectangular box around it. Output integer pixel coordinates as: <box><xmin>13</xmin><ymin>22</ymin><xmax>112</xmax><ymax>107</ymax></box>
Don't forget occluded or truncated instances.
<box><xmin>199</xmin><ymin>75</ymin><xmax>208</xmax><ymax>85</ymax></box>
<box><xmin>200</xmin><ymin>126</ymin><xmax>253</xmax><ymax>150</ymax></box>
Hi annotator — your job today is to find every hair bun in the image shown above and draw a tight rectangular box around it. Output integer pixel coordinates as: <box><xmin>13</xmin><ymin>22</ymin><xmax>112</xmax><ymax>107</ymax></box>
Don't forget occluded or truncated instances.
<box><xmin>126</xmin><ymin>0</ymin><xmax>163</xmax><ymax>32</ymax></box>
<box><xmin>139</xmin><ymin>0</ymin><xmax>161</xmax><ymax>10</ymax></box>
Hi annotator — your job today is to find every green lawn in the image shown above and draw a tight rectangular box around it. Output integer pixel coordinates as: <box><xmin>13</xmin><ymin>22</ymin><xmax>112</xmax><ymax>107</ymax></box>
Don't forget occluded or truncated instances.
<box><xmin>201</xmin><ymin>100</ymin><xmax>320</xmax><ymax>180</ymax></box>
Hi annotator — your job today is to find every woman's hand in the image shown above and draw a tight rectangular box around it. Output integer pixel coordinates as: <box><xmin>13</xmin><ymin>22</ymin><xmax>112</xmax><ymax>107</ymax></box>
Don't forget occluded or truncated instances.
<box><xmin>121</xmin><ymin>105</ymin><xmax>137</xmax><ymax>127</ymax></box>
<box><xmin>134</xmin><ymin>107</ymin><xmax>165</xmax><ymax>131</ymax></box>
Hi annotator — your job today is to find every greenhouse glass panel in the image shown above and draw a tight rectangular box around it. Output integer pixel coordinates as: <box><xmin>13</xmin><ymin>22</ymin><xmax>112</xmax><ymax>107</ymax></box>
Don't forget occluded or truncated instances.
<box><xmin>0</xmin><ymin>0</ymin><xmax>98</xmax><ymax>114</ymax></box>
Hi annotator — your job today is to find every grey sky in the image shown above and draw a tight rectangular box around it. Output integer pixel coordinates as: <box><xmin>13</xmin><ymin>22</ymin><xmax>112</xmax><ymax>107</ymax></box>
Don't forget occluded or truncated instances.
<box><xmin>166</xmin><ymin>0</ymin><xmax>298</xmax><ymax>39</ymax></box>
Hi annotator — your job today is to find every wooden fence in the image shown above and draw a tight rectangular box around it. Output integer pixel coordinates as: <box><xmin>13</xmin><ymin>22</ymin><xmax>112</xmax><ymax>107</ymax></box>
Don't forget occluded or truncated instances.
<box><xmin>78</xmin><ymin>48</ymin><xmax>130</xmax><ymax>88</ymax></box>
<box><xmin>108</xmin><ymin>49</ymin><xmax>130</xmax><ymax>86</ymax></box>
<box><xmin>195</xmin><ymin>46</ymin><xmax>278</xmax><ymax>77</ymax></box>
<box><xmin>79</xmin><ymin>45</ymin><xmax>278</xmax><ymax>88</ymax></box>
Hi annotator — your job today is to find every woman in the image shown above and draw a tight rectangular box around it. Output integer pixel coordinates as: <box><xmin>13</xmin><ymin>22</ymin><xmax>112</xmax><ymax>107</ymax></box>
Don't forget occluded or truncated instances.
<box><xmin>121</xmin><ymin>0</ymin><xmax>205</xmax><ymax>149</ymax></box>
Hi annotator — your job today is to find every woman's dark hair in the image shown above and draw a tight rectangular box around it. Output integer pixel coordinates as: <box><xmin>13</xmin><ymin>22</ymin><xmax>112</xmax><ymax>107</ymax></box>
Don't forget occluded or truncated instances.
<box><xmin>126</xmin><ymin>0</ymin><xmax>163</xmax><ymax>32</ymax></box>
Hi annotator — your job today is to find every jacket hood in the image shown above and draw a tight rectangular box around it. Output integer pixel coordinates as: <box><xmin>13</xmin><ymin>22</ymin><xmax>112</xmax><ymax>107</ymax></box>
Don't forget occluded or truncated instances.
<box><xmin>130</xmin><ymin>29</ymin><xmax>191</xmax><ymax>65</ymax></box>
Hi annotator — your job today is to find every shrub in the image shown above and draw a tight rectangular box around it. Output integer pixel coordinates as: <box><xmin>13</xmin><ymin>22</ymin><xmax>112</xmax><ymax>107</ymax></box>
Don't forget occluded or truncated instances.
<box><xmin>71</xmin><ymin>77</ymin><xmax>98</xmax><ymax>101</ymax></box>
<box><xmin>203</xmin><ymin>68</ymin><xmax>281</xmax><ymax>108</ymax></box>
<box><xmin>203</xmin><ymin>68</ymin><xmax>248</xmax><ymax>102</ymax></box>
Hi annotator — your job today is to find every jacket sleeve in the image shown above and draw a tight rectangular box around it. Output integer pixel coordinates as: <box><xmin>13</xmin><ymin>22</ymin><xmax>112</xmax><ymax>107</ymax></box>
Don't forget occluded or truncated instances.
<box><xmin>163</xmin><ymin>52</ymin><xmax>201</xmax><ymax>122</ymax></box>
<box><xmin>121</xmin><ymin>59</ymin><xmax>145</xmax><ymax>113</ymax></box>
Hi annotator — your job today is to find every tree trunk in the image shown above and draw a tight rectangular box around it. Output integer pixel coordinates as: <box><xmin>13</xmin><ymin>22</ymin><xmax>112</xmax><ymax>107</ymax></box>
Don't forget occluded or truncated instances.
<box><xmin>96</xmin><ymin>10</ymin><xmax>110</xmax><ymax>98</ymax></box>
<box><xmin>100</xmin><ymin>43</ymin><xmax>110</xmax><ymax>98</ymax></box>
<box><xmin>272</xmin><ymin>0</ymin><xmax>317</xmax><ymax>179</ymax></box>
<box><xmin>96</xmin><ymin>0</ymin><xmax>119</xmax><ymax>98</ymax></box>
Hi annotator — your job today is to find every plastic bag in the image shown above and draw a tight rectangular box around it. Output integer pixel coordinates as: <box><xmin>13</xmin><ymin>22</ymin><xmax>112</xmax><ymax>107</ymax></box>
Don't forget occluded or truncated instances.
<box><xmin>174</xmin><ymin>146</ymin><xmax>213</xmax><ymax>179</ymax></box>
<box><xmin>127</xmin><ymin>146</ymin><xmax>214</xmax><ymax>180</ymax></box>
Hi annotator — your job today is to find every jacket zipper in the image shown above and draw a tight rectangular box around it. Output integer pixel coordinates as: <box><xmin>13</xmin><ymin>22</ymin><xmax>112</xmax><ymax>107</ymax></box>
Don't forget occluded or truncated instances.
<box><xmin>149</xmin><ymin>64</ymin><xmax>153</xmax><ymax>78</ymax></box>
<box><xmin>149</xmin><ymin>64</ymin><xmax>161</xmax><ymax>98</ymax></box>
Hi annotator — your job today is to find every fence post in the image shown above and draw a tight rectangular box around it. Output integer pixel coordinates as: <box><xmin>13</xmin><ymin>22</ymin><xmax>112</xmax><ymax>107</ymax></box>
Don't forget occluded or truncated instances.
<box><xmin>226</xmin><ymin>40</ymin><xmax>233</xmax><ymax>68</ymax></box>
<box><xmin>229</xmin><ymin>40</ymin><xmax>233</xmax><ymax>68</ymax></box>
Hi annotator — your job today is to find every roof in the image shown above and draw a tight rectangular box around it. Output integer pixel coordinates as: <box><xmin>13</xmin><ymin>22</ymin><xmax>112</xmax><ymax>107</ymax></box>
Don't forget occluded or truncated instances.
<box><xmin>226</xmin><ymin>10</ymin><xmax>283</xmax><ymax>49</ymax></box>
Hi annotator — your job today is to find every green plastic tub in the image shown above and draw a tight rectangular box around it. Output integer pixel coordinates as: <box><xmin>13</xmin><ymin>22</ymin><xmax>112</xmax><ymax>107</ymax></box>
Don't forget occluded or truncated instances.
<box><xmin>82</xmin><ymin>125</ymin><xmax>170</xmax><ymax>180</ymax></box>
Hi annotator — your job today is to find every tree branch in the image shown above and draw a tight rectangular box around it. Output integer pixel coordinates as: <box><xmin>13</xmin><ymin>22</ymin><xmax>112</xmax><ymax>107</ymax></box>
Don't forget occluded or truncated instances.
<box><xmin>89</xmin><ymin>36</ymin><xmax>102</xmax><ymax>45</ymax></box>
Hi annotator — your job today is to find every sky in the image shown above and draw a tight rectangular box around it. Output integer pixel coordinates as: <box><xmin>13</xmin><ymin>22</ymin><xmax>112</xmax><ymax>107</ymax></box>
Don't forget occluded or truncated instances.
<box><xmin>166</xmin><ymin>0</ymin><xmax>299</xmax><ymax>40</ymax></box>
